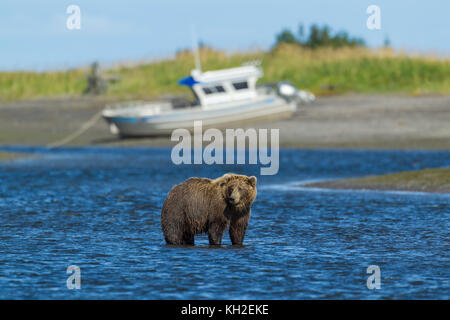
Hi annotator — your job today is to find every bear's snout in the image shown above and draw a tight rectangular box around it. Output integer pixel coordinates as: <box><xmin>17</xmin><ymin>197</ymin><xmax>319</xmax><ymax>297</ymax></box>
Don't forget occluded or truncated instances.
<box><xmin>228</xmin><ymin>195</ymin><xmax>237</xmax><ymax>204</ymax></box>
<box><xmin>227</xmin><ymin>189</ymin><xmax>241</xmax><ymax>205</ymax></box>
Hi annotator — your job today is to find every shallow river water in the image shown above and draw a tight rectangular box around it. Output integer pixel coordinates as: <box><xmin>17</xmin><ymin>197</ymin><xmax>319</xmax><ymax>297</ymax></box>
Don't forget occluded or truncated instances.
<box><xmin>0</xmin><ymin>146</ymin><xmax>448</xmax><ymax>299</ymax></box>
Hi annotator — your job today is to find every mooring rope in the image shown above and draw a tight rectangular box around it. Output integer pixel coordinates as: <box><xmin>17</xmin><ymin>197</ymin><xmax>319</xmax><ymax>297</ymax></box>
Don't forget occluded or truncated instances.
<box><xmin>46</xmin><ymin>110</ymin><xmax>103</xmax><ymax>149</ymax></box>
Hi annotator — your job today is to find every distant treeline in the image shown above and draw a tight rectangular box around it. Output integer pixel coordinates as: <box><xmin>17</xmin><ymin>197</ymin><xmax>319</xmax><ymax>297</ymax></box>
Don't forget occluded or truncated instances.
<box><xmin>274</xmin><ymin>24</ymin><xmax>366</xmax><ymax>49</ymax></box>
<box><xmin>2</xmin><ymin>25</ymin><xmax>450</xmax><ymax>102</ymax></box>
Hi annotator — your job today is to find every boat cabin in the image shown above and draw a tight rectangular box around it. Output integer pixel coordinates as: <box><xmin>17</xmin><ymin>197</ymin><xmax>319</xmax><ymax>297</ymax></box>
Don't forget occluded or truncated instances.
<box><xmin>178</xmin><ymin>65</ymin><xmax>263</xmax><ymax>108</ymax></box>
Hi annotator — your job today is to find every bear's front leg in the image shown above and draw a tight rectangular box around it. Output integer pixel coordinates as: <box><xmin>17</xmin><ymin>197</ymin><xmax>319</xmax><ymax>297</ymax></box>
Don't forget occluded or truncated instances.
<box><xmin>229</xmin><ymin>214</ymin><xmax>250</xmax><ymax>245</ymax></box>
<box><xmin>182</xmin><ymin>232</ymin><xmax>195</xmax><ymax>245</ymax></box>
<box><xmin>208</xmin><ymin>221</ymin><xmax>225</xmax><ymax>245</ymax></box>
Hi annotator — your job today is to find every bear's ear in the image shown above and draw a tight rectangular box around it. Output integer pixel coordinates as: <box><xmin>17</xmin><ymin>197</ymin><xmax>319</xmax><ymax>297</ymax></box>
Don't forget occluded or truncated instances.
<box><xmin>248</xmin><ymin>176</ymin><xmax>257</xmax><ymax>186</ymax></box>
<box><xmin>222</xmin><ymin>173</ymin><xmax>233</xmax><ymax>180</ymax></box>
<box><xmin>214</xmin><ymin>173</ymin><xmax>232</xmax><ymax>186</ymax></box>
<box><xmin>220</xmin><ymin>173</ymin><xmax>233</xmax><ymax>183</ymax></box>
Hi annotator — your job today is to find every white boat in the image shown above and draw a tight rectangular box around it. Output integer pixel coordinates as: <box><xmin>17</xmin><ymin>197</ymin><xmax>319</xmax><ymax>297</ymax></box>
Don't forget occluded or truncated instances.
<box><xmin>102</xmin><ymin>65</ymin><xmax>314</xmax><ymax>136</ymax></box>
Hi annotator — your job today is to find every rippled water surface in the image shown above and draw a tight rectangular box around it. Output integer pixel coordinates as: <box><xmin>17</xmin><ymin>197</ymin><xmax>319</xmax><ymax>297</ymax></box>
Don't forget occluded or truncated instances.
<box><xmin>0</xmin><ymin>147</ymin><xmax>449</xmax><ymax>299</ymax></box>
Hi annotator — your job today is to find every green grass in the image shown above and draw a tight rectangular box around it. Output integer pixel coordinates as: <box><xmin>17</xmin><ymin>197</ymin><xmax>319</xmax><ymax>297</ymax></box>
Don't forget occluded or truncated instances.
<box><xmin>0</xmin><ymin>69</ymin><xmax>87</xmax><ymax>101</ymax></box>
<box><xmin>306</xmin><ymin>167</ymin><xmax>450</xmax><ymax>193</ymax></box>
<box><xmin>1</xmin><ymin>45</ymin><xmax>450</xmax><ymax>102</ymax></box>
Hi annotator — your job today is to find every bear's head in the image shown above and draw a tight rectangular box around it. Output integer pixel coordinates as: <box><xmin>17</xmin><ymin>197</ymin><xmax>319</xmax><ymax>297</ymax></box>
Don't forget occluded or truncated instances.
<box><xmin>215</xmin><ymin>173</ymin><xmax>257</xmax><ymax>211</ymax></box>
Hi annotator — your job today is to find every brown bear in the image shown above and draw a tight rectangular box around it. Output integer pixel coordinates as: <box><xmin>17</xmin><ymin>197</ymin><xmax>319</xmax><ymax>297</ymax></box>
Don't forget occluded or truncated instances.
<box><xmin>161</xmin><ymin>173</ymin><xmax>257</xmax><ymax>245</ymax></box>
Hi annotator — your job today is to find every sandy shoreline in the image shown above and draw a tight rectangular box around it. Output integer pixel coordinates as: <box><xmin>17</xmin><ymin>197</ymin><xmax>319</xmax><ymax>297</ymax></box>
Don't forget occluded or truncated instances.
<box><xmin>1</xmin><ymin>94</ymin><xmax>449</xmax><ymax>149</ymax></box>
<box><xmin>303</xmin><ymin>167</ymin><xmax>450</xmax><ymax>194</ymax></box>
<box><xmin>2</xmin><ymin>95</ymin><xmax>449</xmax><ymax>194</ymax></box>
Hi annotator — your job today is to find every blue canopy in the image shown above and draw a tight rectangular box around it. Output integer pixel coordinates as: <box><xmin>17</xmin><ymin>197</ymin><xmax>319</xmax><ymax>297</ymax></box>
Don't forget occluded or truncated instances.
<box><xmin>177</xmin><ymin>76</ymin><xmax>200</xmax><ymax>87</ymax></box>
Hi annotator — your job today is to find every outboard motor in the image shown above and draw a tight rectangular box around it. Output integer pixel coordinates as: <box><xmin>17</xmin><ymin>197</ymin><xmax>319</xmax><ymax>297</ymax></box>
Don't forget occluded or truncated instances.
<box><xmin>276</xmin><ymin>81</ymin><xmax>315</xmax><ymax>104</ymax></box>
<box><xmin>276</xmin><ymin>82</ymin><xmax>298</xmax><ymax>101</ymax></box>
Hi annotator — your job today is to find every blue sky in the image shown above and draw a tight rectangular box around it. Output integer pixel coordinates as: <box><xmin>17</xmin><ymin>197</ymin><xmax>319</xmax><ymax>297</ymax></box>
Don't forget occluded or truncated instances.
<box><xmin>1</xmin><ymin>0</ymin><xmax>449</xmax><ymax>70</ymax></box>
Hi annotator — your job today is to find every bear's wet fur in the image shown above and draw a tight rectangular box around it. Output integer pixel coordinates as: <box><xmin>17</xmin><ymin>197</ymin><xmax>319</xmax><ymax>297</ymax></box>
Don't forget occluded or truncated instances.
<box><xmin>161</xmin><ymin>173</ymin><xmax>257</xmax><ymax>245</ymax></box>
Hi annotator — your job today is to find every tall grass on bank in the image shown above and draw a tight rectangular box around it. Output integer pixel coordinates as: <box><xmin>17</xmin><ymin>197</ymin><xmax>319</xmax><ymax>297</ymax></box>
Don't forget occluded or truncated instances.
<box><xmin>1</xmin><ymin>45</ymin><xmax>449</xmax><ymax>102</ymax></box>
<box><xmin>0</xmin><ymin>69</ymin><xmax>87</xmax><ymax>102</ymax></box>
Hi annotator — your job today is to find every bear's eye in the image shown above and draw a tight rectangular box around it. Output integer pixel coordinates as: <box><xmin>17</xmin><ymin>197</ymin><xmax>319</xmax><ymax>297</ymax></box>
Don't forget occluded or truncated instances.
<box><xmin>220</xmin><ymin>183</ymin><xmax>226</xmax><ymax>187</ymax></box>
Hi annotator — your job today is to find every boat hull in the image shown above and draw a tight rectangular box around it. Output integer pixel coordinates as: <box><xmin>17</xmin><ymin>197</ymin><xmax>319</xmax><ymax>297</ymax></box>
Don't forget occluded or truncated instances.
<box><xmin>103</xmin><ymin>97</ymin><xmax>296</xmax><ymax>137</ymax></box>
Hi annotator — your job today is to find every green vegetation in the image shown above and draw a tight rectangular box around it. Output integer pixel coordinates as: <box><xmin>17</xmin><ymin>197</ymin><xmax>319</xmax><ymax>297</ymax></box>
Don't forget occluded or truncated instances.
<box><xmin>305</xmin><ymin>167</ymin><xmax>450</xmax><ymax>193</ymax></box>
<box><xmin>0</xmin><ymin>69</ymin><xmax>87</xmax><ymax>102</ymax></box>
<box><xmin>275</xmin><ymin>24</ymin><xmax>365</xmax><ymax>48</ymax></box>
<box><xmin>1</xmin><ymin>45</ymin><xmax>449</xmax><ymax>102</ymax></box>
